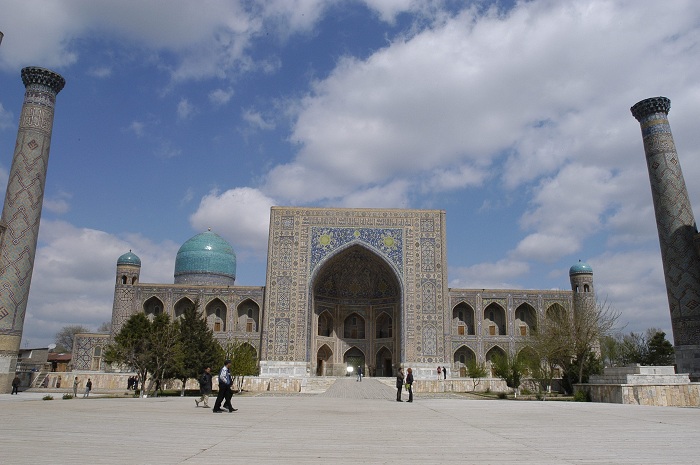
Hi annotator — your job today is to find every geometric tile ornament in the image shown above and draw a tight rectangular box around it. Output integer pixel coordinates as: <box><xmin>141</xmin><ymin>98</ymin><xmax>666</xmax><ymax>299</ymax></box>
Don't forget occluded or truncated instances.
<box><xmin>0</xmin><ymin>68</ymin><xmax>65</xmax><ymax>393</ymax></box>
<box><xmin>631</xmin><ymin>97</ymin><xmax>700</xmax><ymax>380</ymax></box>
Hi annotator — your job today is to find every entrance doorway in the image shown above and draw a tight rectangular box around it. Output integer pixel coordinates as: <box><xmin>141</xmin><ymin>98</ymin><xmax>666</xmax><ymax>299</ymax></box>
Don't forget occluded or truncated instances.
<box><xmin>311</xmin><ymin>244</ymin><xmax>401</xmax><ymax>377</ymax></box>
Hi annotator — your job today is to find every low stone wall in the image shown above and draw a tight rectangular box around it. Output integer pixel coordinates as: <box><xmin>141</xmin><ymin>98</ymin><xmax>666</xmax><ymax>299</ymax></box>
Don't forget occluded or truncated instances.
<box><xmin>576</xmin><ymin>383</ymin><xmax>700</xmax><ymax>407</ymax></box>
<box><xmin>414</xmin><ymin>378</ymin><xmax>507</xmax><ymax>393</ymax></box>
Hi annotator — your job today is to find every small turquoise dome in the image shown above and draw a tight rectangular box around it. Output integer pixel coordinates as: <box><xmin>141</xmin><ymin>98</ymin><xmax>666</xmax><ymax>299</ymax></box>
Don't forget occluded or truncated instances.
<box><xmin>117</xmin><ymin>251</ymin><xmax>141</xmax><ymax>267</ymax></box>
<box><xmin>174</xmin><ymin>230</ymin><xmax>236</xmax><ymax>285</ymax></box>
<box><xmin>569</xmin><ymin>260</ymin><xmax>593</xmax><ymax>276</ymax></box>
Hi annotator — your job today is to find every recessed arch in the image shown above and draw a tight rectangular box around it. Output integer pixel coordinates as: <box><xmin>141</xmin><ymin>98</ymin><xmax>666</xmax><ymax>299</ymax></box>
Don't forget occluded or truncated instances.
<box><xmin>205</xmin><ymin>298</ymin><xmax>227</xmax><ymax>332</ymax></box>
<box><xmin>375</xmin><ymin>346</ymin><xmax>393</xmax><ymax>377</ymax></box>
<box><xmin>546</xmin><ymin>303</ymin><xmax>567</xmax><ymax>321</ymax></box>
<box><xmin>454</xmin><ymin>345</ymin><xmax>476</xmax><ymax>377</ymax></box>
<box><xmin>483</xmin><ymin>302</ymin><xmax>506</xmax><ymax>335</ymax></box>
<box><xmin>143</xmin><ymin>296</ymin><xmax>164</xmax><ymax>319</ymax></box>
<box><xmin>453</xmin><ymin>302</ymin><xmax>475</xmax><ymax>335</ymax></box>
<box><xmin>236</xmin><ymin>298</ymin><xmax>260</xmax><ymax>333</ymax></box>
<box><xmin>316</xmin><ymin>344</ymin><xmax>333</xmax><ymax>376</ymax></box>
<box><xmin>310</xmin><ymin>243</ymin><xmax>402</xmax><ymax>376</ymax></box>
<box><xmin>344</xmin><ymin>346</ymin><xmax>365</xmax><ymax>376</ymax></box>
<box><xmin>485</xmin><ymin>345</ymin><xmax>506</xmax><ymax>363</ymax></box>
<box><xmin>343</xmin><ymin>312</ymin><xmax>366</xmax><ymax>339</ymax></box>
<box><xmin>174</xmin><ymin>297</ymin><xmax>195</xmax><ymax>320</ymax></box>
<box><xmin>515</xmin><ymin>303</ymin><xmax>537</xmax><ymax>336</ymax></box>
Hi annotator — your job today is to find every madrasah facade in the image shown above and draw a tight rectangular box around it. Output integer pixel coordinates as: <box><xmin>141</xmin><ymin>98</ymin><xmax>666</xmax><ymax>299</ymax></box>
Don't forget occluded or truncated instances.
<box><xmin>72</xmin><ymin>206</ymin><xmax>594</xmax><ymax>381</ymax></box>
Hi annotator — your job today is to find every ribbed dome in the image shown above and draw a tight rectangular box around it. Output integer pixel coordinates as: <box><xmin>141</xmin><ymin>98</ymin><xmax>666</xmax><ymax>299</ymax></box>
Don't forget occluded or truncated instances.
<box><xmin>117</xmin><ymin>251</ymin><xmax>141</xmax><ymax>267</ymax></box>
<box><xmin>569</xmin><ymin>260</ymin><xmax>593</xmax><ymax>276</ymax></box>
<box><xmin>174</xmin><ymin>230</ymin><xmax>236</xmax><ymax>285</ymax></box>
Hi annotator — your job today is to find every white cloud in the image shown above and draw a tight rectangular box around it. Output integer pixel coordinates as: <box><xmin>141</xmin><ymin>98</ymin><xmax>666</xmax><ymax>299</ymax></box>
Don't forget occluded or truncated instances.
<box><xmin>126</xmin><ymin>121</ymin><xmax>145</xmax><ymax>137</ymax></box>
<box><xmin>88</xmin><ymin>66</ymin><xmax>112</xmax><ymax>78</ymax></box>
<box><xmin>242</xmin><ymin>109</ymin><xmax>275</xmax><ymax>130</ymax></box>
<box><xmin>23</xmin><ymin>220</ymin><xmax>178</xmax><ymax>347</ymax></box>
<box><xmin>177</xmin><ymin>98</ymin><xmax>195</xmax><ymax>120</ymax></box>
<box><xmin>189</xmin><ymin>187</ymin><xmax>276</xmax><ymax>256</ymax></box>
<box><xmin>449</xmin><ymin>259</ymin><xmax>530</xmax><ymax>289</ymax></box>
<box><xmin>209</xmin><ymin>88</ymin><xmax>234</xmax><ymax>105</ymax></box>
<box><xmin>43</xmin><ymin>192</ymin><xmax>72</xmax><ymax>214</ymax></box>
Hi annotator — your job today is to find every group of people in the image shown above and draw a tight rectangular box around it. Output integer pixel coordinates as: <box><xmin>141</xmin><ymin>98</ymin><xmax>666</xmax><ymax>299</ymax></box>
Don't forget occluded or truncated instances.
<box><xmin>70</xmin><ymin>376</ymin><xmax>92</xmax><ymax>398</ymax></box>
<box><xmin>437</xmin><ymin>365</ymin><xmax>447</xmax><ymax>379</ymax></box>
<box><xmin>396</xmin><ymin>368</ymin><xmax>414</xmax><ymax>402</ymax></box>
<box><xmin>195</xmin><ymin>360</ymin><xmax>238</xmax><ymax>413</ymax></box>
<box><xmin>126</xmin><ymin>376</ymin><xmax>139</xmax><ymax>390</ymax></box>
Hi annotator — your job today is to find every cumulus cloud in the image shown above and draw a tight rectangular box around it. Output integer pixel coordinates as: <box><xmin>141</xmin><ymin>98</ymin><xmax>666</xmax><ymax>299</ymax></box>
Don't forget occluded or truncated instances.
<box><xmin>449</xmin><ymin>259</ymin><xmax>530</xmax><ymax>289</ymax></box>
<box><xmin>23</xmin><ymin>220</ymin><xmax>178</xmax><ymax>347</ymax></box>
<box><xmin>242</xmin><ymin>109</ymin><xmax>275</xmax><ymax>130</ymax></box>
<box><xmin>189</xmin><ymin>187</ymin><xmax>276</xmax><ymax>256</ymax></box>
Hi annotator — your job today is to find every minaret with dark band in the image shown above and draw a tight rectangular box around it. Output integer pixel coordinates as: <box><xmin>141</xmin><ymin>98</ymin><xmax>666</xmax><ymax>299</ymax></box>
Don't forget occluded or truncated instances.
<box><xmin>0</xmin><ymin>67</ymin><xmax>65</xmax><ymax>392</ymax></box>
<box><xmin>631</xmin><ymin>97</ymin><xmax>700</xmax><ymax>380</ymax></box>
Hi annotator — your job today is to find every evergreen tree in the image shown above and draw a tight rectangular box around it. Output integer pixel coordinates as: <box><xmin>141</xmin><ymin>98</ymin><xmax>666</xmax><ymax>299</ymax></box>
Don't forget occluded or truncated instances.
<box><xmin>104</xmin><ymin>313</ymin><xmax>152</xmax><ymax>393</ymax></box>
<box><xmin>174</xmin><ymin>304</ymin><xmax>225</xmax><ymax>395</ymax></box>
<box><xmin>645</xmin><ymin>331</ymin><xmax>674</xmax><ymax>366</ymax></box>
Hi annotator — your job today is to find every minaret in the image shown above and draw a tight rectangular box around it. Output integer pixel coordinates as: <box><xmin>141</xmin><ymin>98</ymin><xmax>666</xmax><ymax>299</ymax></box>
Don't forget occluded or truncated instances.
<box><xmin>0</xmin><ymin>67</ymin><xmax>65</xmax><ymax>392</ymax></box>
<box><xmin>111</xmin><ymin>251</ymin><xmax>141</xmax><ymax>337</ymax></box>
<box><xmin>631</xmin><ymin>97</ymin><xmax>700</xmax><ymax>380</ymax></box>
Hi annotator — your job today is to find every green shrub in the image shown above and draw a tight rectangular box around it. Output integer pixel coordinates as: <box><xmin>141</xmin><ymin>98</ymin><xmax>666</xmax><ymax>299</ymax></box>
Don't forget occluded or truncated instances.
<box><xmin>497</xmin><ymin>392</ymin><xmax>508</xmax><ymax>399</ymax></box>
<box><xmin>521</xmin><ymin>387</ymin><xmax>532</xmax><ymax>395</ymax></box>
<box><xmin>62</xmin><ymin>394</ymin><xmax>73</xmax><ymax>400</ymax></box>
<box><xmin>535</xmin><ymin>392</ymin><xmax>543</xmax><ymax>401</ymax></box>
<box><xmin>573</xmin><ymin>390</ymin><xmax>590</xmax><ymax>402</ymax></box>
<box><xmin>42</xmin><ymin>395</ymin><xmax>54</xmax><ymax>401</ymax></box>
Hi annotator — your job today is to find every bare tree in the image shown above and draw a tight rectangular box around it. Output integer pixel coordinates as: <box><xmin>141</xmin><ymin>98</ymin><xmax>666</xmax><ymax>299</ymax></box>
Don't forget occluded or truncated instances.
<box><xmin>466</xmin><ymin>359</ymin><xmax>487</xmax><ymax>392</ymax></box>
<box><xmin>55</xmin><ymin>325</ymin><xmax>90</xmax><ymax>352</ymax></box>
<box><xmin>528</xmin><ymin>298</ymin><xmax>620</xmax><ymax>385</ymax></box>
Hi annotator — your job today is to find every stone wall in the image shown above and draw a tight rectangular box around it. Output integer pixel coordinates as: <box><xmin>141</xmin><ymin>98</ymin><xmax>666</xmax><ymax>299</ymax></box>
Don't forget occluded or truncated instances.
<box><xmin>579</xmin><ymin>383</ymin><xmax>700</xmax><ymax>407</ymax></box>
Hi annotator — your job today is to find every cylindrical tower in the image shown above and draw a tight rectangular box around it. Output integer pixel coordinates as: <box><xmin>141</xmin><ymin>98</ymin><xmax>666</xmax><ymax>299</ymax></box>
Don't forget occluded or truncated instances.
<box><xmin>111</xmin><ymin>251</ymin><xmax>142</xmax><ymax>338</ymax></box>
<box><xmin>631</xmin><ymin>97</ymin><xmax>700</xmax><ymax>379</ymax></box>
<box><xmin>0</xmin><ymin>67</ymin><xmax>65</xmax><ymax>392</ymax></box>
<box><xmin>569</xmin><ymin>260</ymin><xmax>595</xmax><ymax>315</ymax></box>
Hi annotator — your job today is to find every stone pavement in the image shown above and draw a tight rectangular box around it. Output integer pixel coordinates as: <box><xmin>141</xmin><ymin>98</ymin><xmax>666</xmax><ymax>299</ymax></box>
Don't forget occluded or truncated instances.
<box><xmin>1</xmin><ymin>378</ymin><xmax>699</xmax><ymax>465</ymax></box>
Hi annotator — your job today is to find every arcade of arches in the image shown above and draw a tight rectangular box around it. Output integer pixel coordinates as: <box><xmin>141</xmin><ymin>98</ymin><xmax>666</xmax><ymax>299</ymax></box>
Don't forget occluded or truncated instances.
<box><xmin>312</xmin><ymin>245</ymin><xmax>401</xmax><ymax>377</ymax></box>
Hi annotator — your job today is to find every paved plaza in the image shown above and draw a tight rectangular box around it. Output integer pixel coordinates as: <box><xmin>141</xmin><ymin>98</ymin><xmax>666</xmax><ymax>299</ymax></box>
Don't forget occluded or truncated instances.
<box><xmin>1</xmin><ymin>378</ymin><xmax>699</xmax><ymax>464</ymax></box>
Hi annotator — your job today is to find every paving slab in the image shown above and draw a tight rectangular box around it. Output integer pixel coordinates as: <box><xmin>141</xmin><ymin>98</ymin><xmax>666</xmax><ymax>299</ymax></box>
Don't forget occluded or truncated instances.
<box><xmin>1</xmin><ymin>378</ymin><xmax>699</xmax><ymax>465</ymax></box>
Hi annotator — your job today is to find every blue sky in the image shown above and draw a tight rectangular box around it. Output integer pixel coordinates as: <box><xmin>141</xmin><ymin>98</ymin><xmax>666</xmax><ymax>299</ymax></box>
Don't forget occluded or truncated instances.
<box><xmin>2</xmin><ymin>0</ymin><xmax>700</xmax><ymax>349</ymax></box>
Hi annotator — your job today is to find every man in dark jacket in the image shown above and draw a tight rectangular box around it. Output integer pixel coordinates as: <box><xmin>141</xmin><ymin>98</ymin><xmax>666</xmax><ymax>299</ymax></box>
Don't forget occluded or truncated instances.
<box><xmin>196</xmin><ymin>367</ymin><xmax>212</xmax><ymax>408</ymax></box>
<box><xmin>396</xmin><ymin>369</ymin><xmax>404</xmax><ymax>402</ymax></box>
<box><xmin>11</xmin><ymin>374</ymin><xmax>20</xmax><ymax>394</ymax></box>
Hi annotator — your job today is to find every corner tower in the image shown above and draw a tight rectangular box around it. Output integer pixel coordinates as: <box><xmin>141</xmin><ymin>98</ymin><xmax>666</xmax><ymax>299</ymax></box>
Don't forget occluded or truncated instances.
<box><xmin>569</xmin><ymin>260</ymin><xmax>595</xmax><ymax>314</ymax></box>
<box><xmin>631</xmin><ymin>97</ymin><xmax>700</xmax><ymax>379</ymax></box>
<box><xmin>0</xmin><ymin>67</ymin><xmax>65</xmax><ymax>392</ymax></box>
<box><xmin>111</xmin><ymin>251</ymin><xmax>141</xmax><ymax>337</ymax></box>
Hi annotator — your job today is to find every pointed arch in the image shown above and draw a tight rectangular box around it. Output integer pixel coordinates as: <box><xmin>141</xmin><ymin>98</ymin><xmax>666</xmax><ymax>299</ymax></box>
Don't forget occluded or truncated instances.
<box><xmin>454</xmin><ymin>345</ymin><xmax>476</xmax><ymax>377</ymax></box>
<box><xmin>453</xmin><ymin>302</ymin><xmax>475</xmax><ymax>335</ymax></box>
<box><xmin>318</xmin><ymin>310</ymin><xmax>333</xmax><ymax>337</ymax></box>
<box><xmin>143</xmin><ymin>296</ymin><xmax>164</xmax><ymax>318</ymax></box>
<box><xmin>174</xmin><ymin>297</ymin><xmax>195</xmax><ymax>320</ymax></box>
<box><xmin>546</xmin><ymin>303</ymin><xmax>567</xmax><ymax>321</ymax></box>
<box><xmin>316</xmin><ymin>344</ymin><xmax>333</xmax><ymax>376</ymax></box>
<box><xmin>483</xmin><ymin>302</ymin><xmax>506</xmax><ymax>335</ymax></box>
<box><xmin>376</xmin><ymin>311</ymin><xmax>393</xmax><ymax>338</ymax></box>
<box><xmin>205</xmin><ymin>298</ymin><xmax>227</xmax><ymax>332</ymax></box>
<box><xmin>375</xmin><ymin>346</ymin><xmax>393</xmax><ymax>376</ymax></box>
<box><xmin>236</xmin><ymin>298</ymin><xmax>260</xmax><ymax>333</ymax></box>
<box><xmin>515</xmin><ymin>303</ymin><xmax>537</xmax><ymax>336</ymax></box>
<box><xmin>343</xmin><ymin>312</ymin><xmax>366</xmax><ymax>339</ymax></box>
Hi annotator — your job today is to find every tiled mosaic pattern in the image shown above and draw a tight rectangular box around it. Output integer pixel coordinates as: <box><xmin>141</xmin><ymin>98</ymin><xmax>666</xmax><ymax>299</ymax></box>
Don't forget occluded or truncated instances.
<box><xmin>632</xmin><ymin>98</ymin><xmax>700</xmax><ymax>376</ymax></box>
<box><xmin>263</xmin><ymin>208</ymin><xmax>448</xmax><ymax>365</ymax></box>
<box><xmin>0</xmin><ymin>68</ymin><xmax>65</xmax><ymax>337</ymax></box>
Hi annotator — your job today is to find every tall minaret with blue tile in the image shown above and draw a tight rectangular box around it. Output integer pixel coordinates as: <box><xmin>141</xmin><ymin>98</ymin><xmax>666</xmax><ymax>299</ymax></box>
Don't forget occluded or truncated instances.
<box><xmin>0</xmin><ymin>67</ymin><xmax>65</xmax><ymax>392</ymax></box>
<box><xmin>631</xmin><ymin>97</ymin><xmax>700</xmax><ymax>380</ymax></box>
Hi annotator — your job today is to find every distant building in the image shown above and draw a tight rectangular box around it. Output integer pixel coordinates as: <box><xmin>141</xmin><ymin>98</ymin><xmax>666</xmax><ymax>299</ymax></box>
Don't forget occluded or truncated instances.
<box><xmin>75</xmin><ymin>207</ymin><xmax>592</xmax><ymax>380</ymax></box>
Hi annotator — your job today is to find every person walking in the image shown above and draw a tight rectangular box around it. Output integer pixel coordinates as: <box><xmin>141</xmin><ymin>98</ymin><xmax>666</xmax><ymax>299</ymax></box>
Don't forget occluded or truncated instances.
<box><xmin>443</xmin><ymin>366</ymin><xmax>447</xmax><ymax>380</ymax></box>
<box><xmin>356</xmin><ymin>365</ymin><xmax>363</xmax><ymax>382</ymax></box>
<box><xmin>406</xmin><ymin>368</ymin><xmax>414</xmax><ymax>402</ymax></box>
<box><xmin>396</xmin><ymin>368</ymin><xmax>404</xmax><ymax>402</ymax></box>
<box><xmin>84</xmin><ymin>378</ymin><xmax>92</xmax><ymax>398</ymax></box>
<box><xmin>212</xmin><ymin>360</ymin><xmax>237</xmax><ymax>413</ymax></box>
<box><xmin>11</xmin><ymin>374</ymin><xmax>20</xmax><ymax>394</ymax></box>
<box><xmin>73</xmin><ymin>376</ymin><xmax>79</xmax><ymax>398</ymax></box>
<box><xmin>196</xmin><ymin>367</ymin><xmax>212</xmax><ymax>408</ymax></box>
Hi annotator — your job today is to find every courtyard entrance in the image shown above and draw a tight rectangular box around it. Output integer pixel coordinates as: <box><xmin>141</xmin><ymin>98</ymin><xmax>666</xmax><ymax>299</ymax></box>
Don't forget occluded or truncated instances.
<box><xmin>311</xmin><ymin>244</ymin><xmax>401</xmax><ymax>377</ymax></box>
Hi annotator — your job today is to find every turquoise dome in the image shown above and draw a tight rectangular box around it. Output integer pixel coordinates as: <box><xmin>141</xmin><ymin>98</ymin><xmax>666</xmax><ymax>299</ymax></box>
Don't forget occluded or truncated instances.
<box><xmin>569</xmin><ymin>260</ymin><xmax>593</xmax><ymax>275</ymax></box>
<box><xmin>174</xmin><ymin>230</ymin><xmax>236</xmax><ymax>285</ymax></box>
<box><xmin>117</xmin><ymin>251</ymin><xmax>141</xmax><ymax>267</ymax></box>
